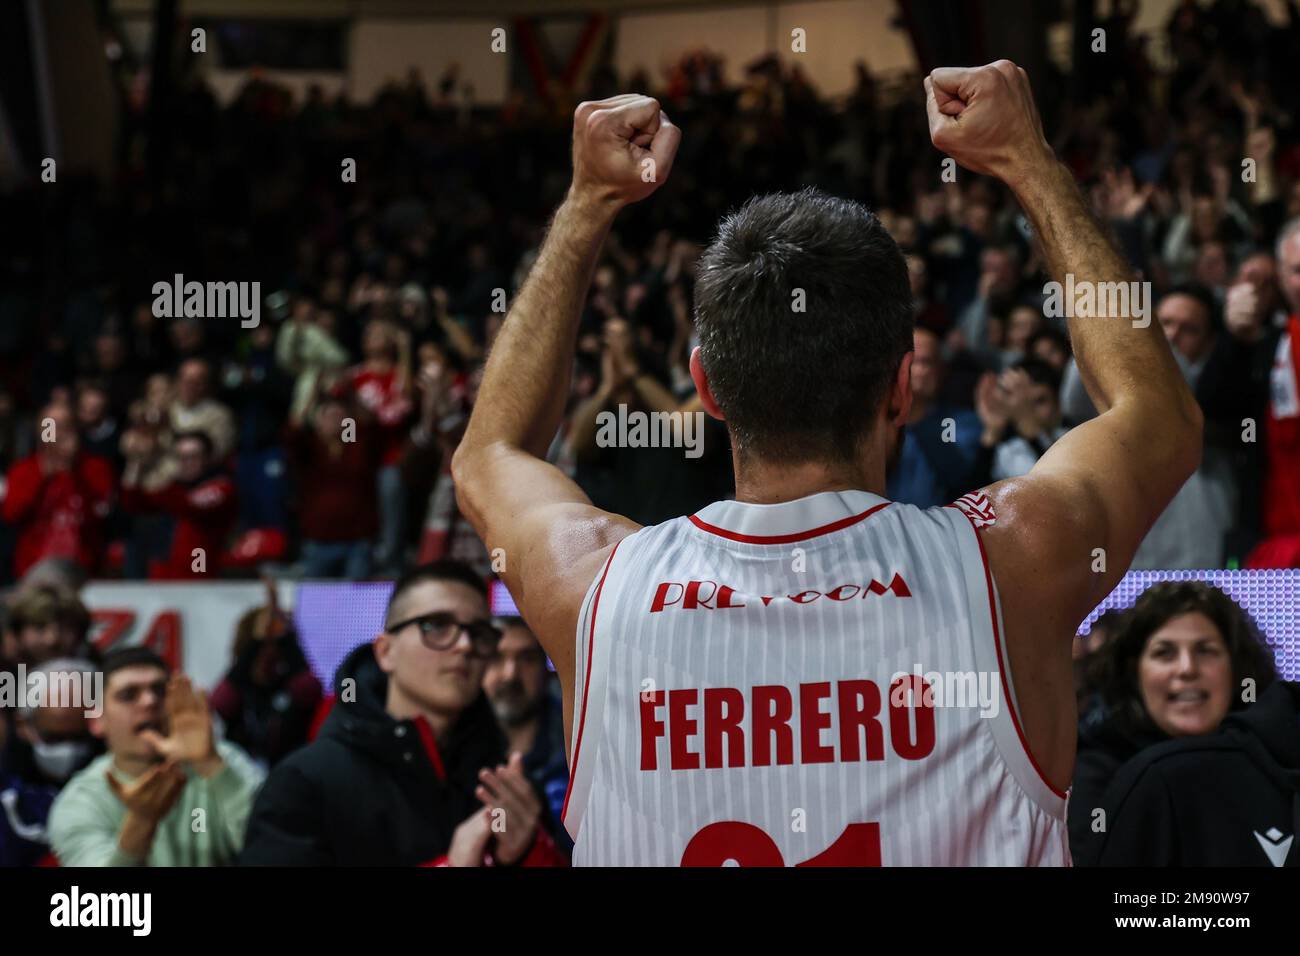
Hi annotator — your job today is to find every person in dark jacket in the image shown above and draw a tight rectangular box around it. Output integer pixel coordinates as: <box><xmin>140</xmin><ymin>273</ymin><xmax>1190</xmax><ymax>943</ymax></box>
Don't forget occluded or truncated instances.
<box><xmin>1069</xmin><ymin>581</ymin><xmax>1278</xmax><ymax>864</ymax></box>
<box><xmin>482</xmin><ymin>617</ymin><xmax>572</xmax><ymax>853</ymax></box>
<box><xmin>210</xmin><ymin>579</ymin><xmax>322</xmax><ymax>769</ymax></box>
<box><xmin>238</xmin><ymin>560</ymin><xmax>564</xmax><ymax>866</ymax></box>
<box><xmin>1093</xmin><ymin>680</ymin><xmax>1300</xmax><ymax>866</ymax></box>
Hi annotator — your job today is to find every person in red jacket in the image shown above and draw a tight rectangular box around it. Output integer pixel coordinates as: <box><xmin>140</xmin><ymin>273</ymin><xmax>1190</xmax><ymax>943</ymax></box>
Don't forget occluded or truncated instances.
<box><xmin>347</xmin><ymin>319</ymin><xmax>413</xmax><ymax>574</ymax></box>
<box><xmin>2</xmin><ymin>404</ymin><xmax>114</xmax><ymax>578</ymax></box>
<box><xmin>1252</xmin><ymin>221</ymin><xmax>1300</xmax><ymax>565</ymax></box>
<box><xmin>284</xmin><ymin>390</ymin><xmax>382</xmax><ymax>579</ymax></box>
<box><xmin>120</xmin><ymin>430</ymin><xmax>237</xmax><ymax>579</ymax></box>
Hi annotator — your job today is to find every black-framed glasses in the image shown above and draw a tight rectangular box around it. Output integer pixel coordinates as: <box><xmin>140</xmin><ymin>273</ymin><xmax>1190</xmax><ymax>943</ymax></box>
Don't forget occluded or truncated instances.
<box><xmin>385</xmin><ymin>611</ymin><xmax>503</xmax><ymax>656</ymax></box>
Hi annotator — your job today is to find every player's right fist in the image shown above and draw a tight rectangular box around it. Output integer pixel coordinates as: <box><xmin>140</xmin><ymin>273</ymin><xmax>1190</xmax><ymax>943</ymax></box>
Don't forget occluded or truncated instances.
<box><xmin>571</xmin><ymin>94</ymin><xmax>680</xmax><ymax>210</ymax></box>
<box><xmin>924</xmin><ymin>61</ymin><xmax>1053</xmax><ymax>183</ymax></box>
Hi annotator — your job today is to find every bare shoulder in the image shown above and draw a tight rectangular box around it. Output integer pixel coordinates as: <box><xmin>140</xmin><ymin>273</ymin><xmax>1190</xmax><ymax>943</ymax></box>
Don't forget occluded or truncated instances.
<box><xmin>971</xmin><ymin>473</ymin><xmax>1113</xmax><ymax>791</ymax></box>
<box><xmin>506</xmin><ymin>503</ymin><xmax>639</xmax><ymax>688</ymax></box>
<box><xmin>979</xmin><ymin>471</ymin><xmax>1113</xmax><ymax>630</ymax></box>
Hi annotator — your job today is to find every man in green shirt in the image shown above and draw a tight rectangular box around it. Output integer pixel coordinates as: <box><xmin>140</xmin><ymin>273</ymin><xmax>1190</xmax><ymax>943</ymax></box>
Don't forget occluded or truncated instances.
<box><xmin>48</xmin><ymin>645</ymin><xmax>264</xmax><ymax>866</ymax></box>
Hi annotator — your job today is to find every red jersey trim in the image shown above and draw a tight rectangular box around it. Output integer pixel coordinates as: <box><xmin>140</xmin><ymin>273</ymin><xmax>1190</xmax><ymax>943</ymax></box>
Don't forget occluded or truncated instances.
<box><xmin>413</xmin><ymin>715</ymin><xmax>447</xmax><ymax>782</ymax></box>
<box><xmin>688</xmin><ymin>501</ymin><xmax>891</xmax><ymax>544</ymax></box>
<box><xmin>947</xmin><ymin>505</ymin><xmax>1069</xmax><ymax>801</ymax></box>
<box><xmin>560</xmin><ymin>540</ymin><xmax>621</xmax><ymax>825</ymax></box>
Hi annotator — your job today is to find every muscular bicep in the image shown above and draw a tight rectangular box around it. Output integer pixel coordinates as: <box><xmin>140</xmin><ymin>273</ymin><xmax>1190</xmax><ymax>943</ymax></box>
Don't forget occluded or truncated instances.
<box><xmin>984</xmin><ymin>401</ymin><xmax>1198</xmax><ymax>627</ymax></box>
<box><xmin>972</xmin><ymin>410</ymin><xmax>1178</xmax><ymax>793</ymax></box>
<box><xmin>454</xmin><ymin>442</ymin><xmax>639</xmax><ymax>685</ymax></box>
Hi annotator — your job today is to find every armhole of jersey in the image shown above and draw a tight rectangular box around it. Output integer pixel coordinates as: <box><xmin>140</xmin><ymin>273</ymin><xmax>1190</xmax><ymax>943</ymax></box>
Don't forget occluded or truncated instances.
<box><xmin>561</xmin><ymin>537</ymin><xmax>626</xmax><ymax>841</ymax></box>
<box><xmin>942</xmin><ymin>506</ymin><xmax>1068</xmax><ymax>818</ymax></box>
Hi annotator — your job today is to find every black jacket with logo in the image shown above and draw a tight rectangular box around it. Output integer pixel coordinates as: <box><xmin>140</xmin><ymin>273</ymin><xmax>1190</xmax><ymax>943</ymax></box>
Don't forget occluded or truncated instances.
<box><xmin>1090</xmin><ymin>680</ymin><xmax>1300</xmax><ymax>866</ymax></box>
<box><xmin>238</xmin><ymin>641</ymin><xmax>508</xmax><ymax>866</ymax></box>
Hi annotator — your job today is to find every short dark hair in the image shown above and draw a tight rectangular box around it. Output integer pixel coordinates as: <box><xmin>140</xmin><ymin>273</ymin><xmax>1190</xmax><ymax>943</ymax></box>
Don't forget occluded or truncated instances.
<box><xmin>1160</xmin><ymin>283</ymin><xmax>1220</xmax><ymax>332</ymax></box>
<box><xmin>1025</xmin><ymin>327</ymin><xmax>1070</xmax><ymax>359</ymax></box>
<box><xmin>1013</xmin><ymin>357</ymin><xmax>1062</xmax><ymax>397</ymax></box>
<box><xmin>1096</xmin><ymin>581</ymin><xmax>1277</xmax><ymax>737</ymax></box>
<box><xmin>384</xmin><ymin>560</ymin><xmax>488</xmax><ymax>629</ymax></box>
<box><xmin>695</xmin><ymin>187</ymin><xmax>913</xmax><ymax>463</ymax></box>
<box><xmin>101</xmin><ymin>645</ymin><xmax>169</xmax><ymax>683</ymax></box>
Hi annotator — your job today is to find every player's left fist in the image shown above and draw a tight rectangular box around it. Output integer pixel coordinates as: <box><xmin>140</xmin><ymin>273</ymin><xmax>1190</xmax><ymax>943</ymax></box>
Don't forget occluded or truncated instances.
<box><xmin>571</xmin><ymin>94</ymin><xmax>680</xmax><ymax>209</ymax></box>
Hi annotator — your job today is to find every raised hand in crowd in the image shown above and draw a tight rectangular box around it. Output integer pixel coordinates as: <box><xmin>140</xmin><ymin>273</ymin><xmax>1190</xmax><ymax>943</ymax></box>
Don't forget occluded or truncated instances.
<box><xmin>446</xmin><ymin>807</ymin><xmax>494</xmax><ymax>867</ymax></box>
<box><xmin>1099</xmin><ymin>166</ymin><xmax>1153</xmax><ymax>223</ymax></box>
<box><xmin>974</xmin><ymin>370</ymin><xmax>1010</xmax><ymax>448</ymax></box>
<box><xmin>475</xmin><ymin>752</ymin><xmax>543</xmax><ymax>865</ymax></box>
<box><xmin>107</xmin><ymin>760</ymin><xmax>188</xmax><ymax>858</ymax></box>
<box><xmin>1224</xmin><ymin>281</ymin><xmax>1265</xmax><ymax>344</ymax></box>
<box><xmin>138</xmin><ymin>674</ymin><xmax>223</xmax><ymax>778</ymax></box>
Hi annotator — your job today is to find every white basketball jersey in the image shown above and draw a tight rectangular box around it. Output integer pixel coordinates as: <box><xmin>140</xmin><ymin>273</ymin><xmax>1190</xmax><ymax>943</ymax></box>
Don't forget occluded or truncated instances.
<box><xmin>562</xmin><ymin>489</ymin><xmax>1070</xmax><ymax>866</ymax></box>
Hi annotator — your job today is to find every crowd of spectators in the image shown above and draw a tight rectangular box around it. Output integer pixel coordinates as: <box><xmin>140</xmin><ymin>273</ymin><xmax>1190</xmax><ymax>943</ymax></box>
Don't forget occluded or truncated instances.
<box><xmin>0</xmin><ymin>564</ymin><xmax>570</xmax><ymax>866</ymax></box>
<box><xmin>2</xmin><ymin>1</ymin><xmax>1300</xmax><ymax>581</ymax></box>
<box><xmin>2</xmin><ymin>555</ymin><xmax>1293</xmax><ymax>867</ymax></box>
<box><xmin>1</xmin><ymin>0</ymin><xmax>1300</xmax><ymax>868</ymax></box>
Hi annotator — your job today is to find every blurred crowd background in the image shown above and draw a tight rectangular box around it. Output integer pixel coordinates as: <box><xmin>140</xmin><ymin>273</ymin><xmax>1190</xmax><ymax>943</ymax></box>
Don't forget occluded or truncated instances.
<box><xmin>3</xmin><ymin>0</ymin><xmax>1300</xmax><ymax>585</ymax></box>
<box><xmin>1</xmin><ymin>0</ymin><xmax>1299</xmax><ymax>869</ymax></box>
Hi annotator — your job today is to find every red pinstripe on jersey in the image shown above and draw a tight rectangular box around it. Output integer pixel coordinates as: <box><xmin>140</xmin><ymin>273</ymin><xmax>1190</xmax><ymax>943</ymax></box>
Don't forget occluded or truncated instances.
<box><xmin>947</xmin><ymin>503</ymin><xmax>1068</xmax><ymax>800</ymax></box>
<box><xmin>561</xmin><ymin>539</ymin><xmax>621</xmax><ymax>825</ymax></box>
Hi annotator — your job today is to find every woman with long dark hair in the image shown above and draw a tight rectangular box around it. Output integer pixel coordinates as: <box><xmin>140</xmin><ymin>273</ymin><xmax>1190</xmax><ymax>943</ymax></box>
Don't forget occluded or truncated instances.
<box><xmin>1068</xmin><ymin>581</ymin><xmax>1277</xmax><ymax>862</ymax></box>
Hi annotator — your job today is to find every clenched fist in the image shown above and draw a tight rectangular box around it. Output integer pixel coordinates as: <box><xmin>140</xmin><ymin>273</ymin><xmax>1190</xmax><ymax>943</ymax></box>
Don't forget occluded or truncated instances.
<box><xmin>924</xmin><ymin>61</ymin><xmax>1053</xmax><ymax>184</ymax></box>
<box><xmin>571</xmin><ymin>94</ymin><xmax>680</xmax><ymax>209</ymax></box>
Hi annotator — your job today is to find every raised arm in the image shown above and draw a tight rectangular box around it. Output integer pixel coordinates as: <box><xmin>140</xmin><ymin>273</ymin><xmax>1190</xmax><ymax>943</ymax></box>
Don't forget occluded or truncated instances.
<box><xmin>927</xmin><ymin>62</ymin><xmax>1200</xmax><ymax>607</ymax></box>
<box><xmin>925</xmin><ymin>61</ymin><xmax>1202</xmax><ymax>791</ymax></box>
<box><xmin>452</xmin><ymin>95</ymin><xmax>680</xmax><ymax>690</ymax></box>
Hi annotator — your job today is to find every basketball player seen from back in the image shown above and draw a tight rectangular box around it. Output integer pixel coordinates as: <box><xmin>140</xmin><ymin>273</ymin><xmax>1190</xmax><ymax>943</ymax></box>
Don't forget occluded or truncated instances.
<box><xmin>453</xmin><ymin>62</ymin><xmax>1201</xmax><ymax>865</ymax></box>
